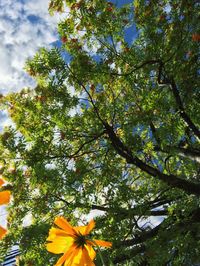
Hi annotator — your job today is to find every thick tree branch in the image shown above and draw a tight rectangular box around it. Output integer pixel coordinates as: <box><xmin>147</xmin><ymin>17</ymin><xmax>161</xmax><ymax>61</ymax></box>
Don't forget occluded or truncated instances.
<box><xmin>104</xmin><ymin>122</ymin><xmax>200</xmax><ymax>195</ymax></box>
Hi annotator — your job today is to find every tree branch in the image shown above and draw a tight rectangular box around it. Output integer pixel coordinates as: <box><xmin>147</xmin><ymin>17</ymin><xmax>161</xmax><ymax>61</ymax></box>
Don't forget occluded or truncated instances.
<box><xmin>170</xmin><ymin>79</ymin><xmax>200</xmax><ymax>140</ymax></box>
<box><xmin>53</xmin><ymin>195</ymin><xmax>168</xmax><ymax>217</ymax></box>
<box><xmin>157</xmin><ymin>62</ymin><xmax>200</xmax><ymax>140</ymax></box>
<box><xmin>104</xmin><ymin>122</ymin><xmax>200</xmax><ymax>195</ymax></box>
<box><xmin>154</xmin><ymin>145</ymin><xmax>200</xmax><ymax>164</ymax></box>
<box><xmin>117</xmin><ymin>224</ymin><xmax>162</xmax><ymax>248</ymax></box>
<box><xmin>113</xmin><ymin>245</ymin><xmax>146</xmax><ymax>264</ymax></box>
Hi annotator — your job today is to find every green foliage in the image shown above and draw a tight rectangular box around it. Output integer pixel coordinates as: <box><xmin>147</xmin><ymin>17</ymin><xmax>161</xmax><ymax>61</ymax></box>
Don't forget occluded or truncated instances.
<box><xmin>0</xmin><ymin>0</ymin><xmax>200</xmax><ymax>265</ymax></box>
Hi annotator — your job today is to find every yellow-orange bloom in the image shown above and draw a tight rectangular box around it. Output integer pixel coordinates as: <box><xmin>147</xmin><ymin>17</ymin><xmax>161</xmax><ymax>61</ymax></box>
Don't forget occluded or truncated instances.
<box><xmin>0</xmin><ymin>178</ymin><xmax>11</xmax><ymax>239</ymax></box>
<box><xmin>46</xmin><ymin>217</ymin><xmax>112</xmax><ymax>266</ymax></box>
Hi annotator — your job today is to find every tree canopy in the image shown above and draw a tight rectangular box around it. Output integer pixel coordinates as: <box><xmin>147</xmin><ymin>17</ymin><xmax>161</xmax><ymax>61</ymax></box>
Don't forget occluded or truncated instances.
<box><xmin>0</xmin><ymin>0</ymin><xmax>200</xmax><ymax>265</ymax></box>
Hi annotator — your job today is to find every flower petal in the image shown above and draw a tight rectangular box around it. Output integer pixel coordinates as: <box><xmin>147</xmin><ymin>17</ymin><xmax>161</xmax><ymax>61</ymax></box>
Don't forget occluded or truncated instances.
<box><xmin>55</xmin><ymin>254</ymin><xmax>66</xmax><ymax>266</ymax></box>
<box><xmin>0</xmin><ymin>179</ymin><xmax>4</xmax><ymax>187</ymax></box>
<box><xmin>55</xmin><ymin>244</ymin><xmax>77</xmax><ymax>266</ymax></box>
<box><xmin>85</xmin><ymin>220</ymin><xmax>95</xmax><ymax>235</ymax></box>
<box><xmin>74</xmin><ymin>225</ymin><xmax>87</xmax><ymax>235</ymax></box>
<box><xmin>92</xmin><ymin>239</ymin><xmax>112</xmax><ymax>248</ymax></box>
<box><xmin>65</xmin><ymin>247</ymin><xmax>95</xmax><ymax>266</ymax></box>
<box><xmin>85</xmin><ymin>243</ymin><xmax>96</xmax><ymax>260</ymax></box>
<box><xmin>66</xmin><ymin>247</ymin><xmax>82</xmax><ymax>265</ymax></box>
<box><xmin>54</xmin><ymin>217</ymin><xmax>76</xmax><ymax>235</ymax></box>
<box><xmin>0</xmin><ymin>225</ymin><xmax>7</xmax><ymax>239</ymax></box>
<box><xmin>0</xmin><ymin>191</ymin><xmax>11</xmax><ymax>205</ymax></box>
<box><xmin>74</xmin><ymin>220</ymin><xmax>95</xmax><ymax>236</ymax></box>
<box><xmin>46</xmin><ymin>236</ymin><xmax>74</xmax><ymax>254</ymax></box>
<box><xmin>81</xmin><ymin>247</ymin><xmax>95</xmax><ymax>266</ymax></box>
<box><xmin>47</xmin><ymin>227</ymin><xmax>71</xmax><ymax>241</ymax></box>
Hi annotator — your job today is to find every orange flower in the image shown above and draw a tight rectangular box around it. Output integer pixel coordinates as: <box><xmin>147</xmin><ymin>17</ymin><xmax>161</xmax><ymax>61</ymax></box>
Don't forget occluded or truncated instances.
<box><xmin>46</xmin><ymin>217</ymin><xmax>112</xmax><ymax>266</ymax></box>
<box><xmin>0</xmin><ymin>178</ymin><xmax>11</xmax><ymax>239</ymax></box>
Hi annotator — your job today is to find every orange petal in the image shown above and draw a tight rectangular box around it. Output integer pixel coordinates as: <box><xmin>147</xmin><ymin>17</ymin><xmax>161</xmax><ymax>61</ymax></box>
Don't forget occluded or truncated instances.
<box><xmin>67</xmin><ymin>247</ymin><xmax>82</xmax><ymax>265</ymax></box>
<box><xmin>81</xmin><ymin>248</ymin><xmax>95</xmax><ymax>266</ymax></box>
<box><xmin>0</xmin><ymin>179</ymin><xmax>4</xmax><ymax>187</ymax></box>
<box><xmin>55</xmin><ymin>252</ymin><xmax>69</xmax><ymax>266</ymax></box>
<box><xmin>0</xmin><ymin>225</ymin><xmax>7</xmax><ymax>239</ymax></box>
<box><xmin>85</xmin><ymin>220</ymin><xmax>95</xmax><ymax>235</ymax></box>
<box><xmin>55</xmin><ymin>244</ymin><xmax>77</xmax><ymax>266</ymax></box>
<box><xmin>54</xmin><ymin>217</ymin><xmax>76</xmax><ymax>236</ymax></box>
<box><xmin>74</xmin><ymin>220</ymin><xmax>95</xmax><ymax>236</ymax></box>
<box><xmin>77</xmin><ymin>249</ymin><xmax>86</xmax><ymax>265</ymax></box>
<box><xmin>0</xmin><ymin>191</ymin><xmax>11</xmax><ymax>205</ymax></box>
<box><xmin>47</xmin><ymin>227</ymin><xmax>71</xmax><ymax>241</ymax></box>
<box><xmin>85</xmin><ymin>243</ymin><xmax>96</xmax><ymax>260</ymax></box>
<box><xmin>65</xmin><ymin>247</ymin><xmax>95</xmax><ymax>266</ymax></box>
<box><xmin>46</xmin><ymin>236</ymin><xmax>74</xmax><ymax>254</ymax></box>
<box><xmin>74</xmin><ymin>225</ymin><xmax>87</xmax><ymax>235</ymax></box>
<box><xmin>92</xmin><ymin>239</ymin><xmax>112</xmax><ymax>248</ymax></box>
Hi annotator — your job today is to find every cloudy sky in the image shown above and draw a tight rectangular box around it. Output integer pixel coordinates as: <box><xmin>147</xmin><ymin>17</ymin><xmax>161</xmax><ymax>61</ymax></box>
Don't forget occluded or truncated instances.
<box><xmin>0</xmin><ymin>0</ymin><xmax>65</xmax><ymax>132</ymax></box>
<box><xmin>0</xmin><ymin>0</ymin><xmax>63</xmax><ymax>94</ymax></box>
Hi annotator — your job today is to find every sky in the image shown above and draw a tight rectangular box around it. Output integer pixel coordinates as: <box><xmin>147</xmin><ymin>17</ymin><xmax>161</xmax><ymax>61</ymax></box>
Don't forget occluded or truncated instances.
<box><xmin>0</xmin><ymin>0</ymin><xmax>64</xmax><ymax>143</ymax></box>
<box><xmin>0</xmin><ymin>0</ymin><xmax>63</xmax><ymax>95</ymax></box>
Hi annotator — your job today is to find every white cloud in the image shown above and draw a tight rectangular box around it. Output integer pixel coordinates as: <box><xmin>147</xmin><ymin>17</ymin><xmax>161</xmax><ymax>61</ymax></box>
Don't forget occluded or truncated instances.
<box><xmin>0</xmin><ymin>0</ymin><xmax>63</xmax><ymax>94</ymax></box>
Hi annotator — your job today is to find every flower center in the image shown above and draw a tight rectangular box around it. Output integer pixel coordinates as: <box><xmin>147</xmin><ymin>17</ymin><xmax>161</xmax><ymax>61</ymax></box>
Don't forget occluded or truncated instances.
<box><xmin>74</xmin><ymin>232</ymin><xmax>87</xmax><ymax>248</ymax></box>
